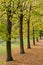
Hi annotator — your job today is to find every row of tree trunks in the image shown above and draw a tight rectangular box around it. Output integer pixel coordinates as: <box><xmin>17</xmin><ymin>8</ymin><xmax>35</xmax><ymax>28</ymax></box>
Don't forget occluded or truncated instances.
<box><xmin>6</xmin><ymin>1</ymin><xmax>42</xmax><ymax>62</ymax></box>
<box><xmin>6</xmin><ymin>2</ymin><xmax>33</xmax><ymax>61</ymax></box>
<box><xmin>6</xmin><ymin>1</ymin><xmax>31</xmax><ymax>61</ymax></box>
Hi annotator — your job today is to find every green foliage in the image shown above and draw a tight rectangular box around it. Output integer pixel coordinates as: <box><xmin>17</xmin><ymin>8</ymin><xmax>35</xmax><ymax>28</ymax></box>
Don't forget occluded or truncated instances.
<box><xmin>0</xmin><ymin>0</ymin><xmax>43</xmax><ymax>40</ymax></box>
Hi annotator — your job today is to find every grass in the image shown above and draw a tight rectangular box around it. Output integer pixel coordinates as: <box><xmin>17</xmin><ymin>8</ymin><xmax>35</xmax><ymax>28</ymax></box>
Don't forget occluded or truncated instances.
<box><xmin>0</xmin><ymin>61</ymin><xmax>3</xmax><ymax>65</ymax></box>
<box><xmin>0</xmin><ymin>42</ymin><xmax>6</xmax><ymax>55</ymax></box>
<box><xmin>0</xmin><ymin>38</ymin><xmax>28</xmax><ymax>55</ymax></box>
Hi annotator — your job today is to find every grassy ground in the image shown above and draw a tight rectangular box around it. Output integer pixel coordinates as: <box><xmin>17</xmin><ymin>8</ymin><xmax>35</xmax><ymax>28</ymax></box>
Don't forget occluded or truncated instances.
<box><xmin>0</xmin><ymin>38</ymin><xmax>28</xmax><ymax>55</ymax></box>
<box><xmin>0</xmin><ymin>37</ymin><xmax>32</xmax><ymax>65</ymax></box>
<box><xmin>0</xmin><ymin>39</ymin><xmax>43</xmax><ymax>65</ymax></box>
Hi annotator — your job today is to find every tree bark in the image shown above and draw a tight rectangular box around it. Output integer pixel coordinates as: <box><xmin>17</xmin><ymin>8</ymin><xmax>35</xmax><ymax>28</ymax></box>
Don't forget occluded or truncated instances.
<box><xmin>33</xmin><ymin>26</ymin><xmax>35</xmax><ymax>45</ymax></box>
<box><xmin>36</xmin><ymin>37</ymin><xmax>38</xmax><ymax>42</ymax></box>
<box><xmin>27</xmin><ymin>20</ymin><xmax>31</xmax><ymax>48</ymax></box>
<box><xmin>6</xmin><ymin>3</ymin><xmax>13</xmax><ymax>61</ymax></box>
<box><xmin>39</xmin><ymin>30</ymin><xmax>42</xmax><ymax>39</ymax></box>
<box><xmin>27</xmin><ymin>4</ymin><xmax>31</xmax><ymax>48</ymax></box>
<box><xmin>20</xmin><ymin>10</ymin><xmax>25</xmax><ymax>54</ymax></box>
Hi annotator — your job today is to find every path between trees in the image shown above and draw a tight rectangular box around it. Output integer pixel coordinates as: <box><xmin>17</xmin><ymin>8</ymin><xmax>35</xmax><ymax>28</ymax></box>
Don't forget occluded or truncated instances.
<box><xmin>0</xmin><ymin>39</ymin><xmax>43</xmax><ymax>65</ymax></box>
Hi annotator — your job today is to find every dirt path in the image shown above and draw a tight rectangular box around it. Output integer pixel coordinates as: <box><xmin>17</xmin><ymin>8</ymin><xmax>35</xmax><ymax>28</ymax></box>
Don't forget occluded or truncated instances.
<box><xmin>0</xmin><ymin>39</ymin><xmax>43</xmax><ymax>65</ymax></box>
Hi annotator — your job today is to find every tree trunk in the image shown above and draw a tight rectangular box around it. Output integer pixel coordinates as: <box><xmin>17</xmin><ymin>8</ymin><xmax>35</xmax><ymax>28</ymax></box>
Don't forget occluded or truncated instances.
<box><xmin>27</xmin><ymin>20</ymin><xmax>31</xmax><ymax>48</ymax></box>
<box><xmin>6</xmin><ymin>4</ymin><xmax>13</xmax><ymax>61</ymax></box>
<box><xmin>20</xmin><ymin>10</ymin><xmax>25</xmax><ymax>54</ymax></box>
<box><xmin>36</xmin><ymin>37</ymin><xmax>38</xmax><ymax>42</ymax></box>
<box><xmin>6</xmin><ymin>40</ymin><xmax>13</xmax><ymax>61</ymax></box>
<box><xmin>27</xmin><ymin>4</ymin><xmax>31</xmax><ymax>48</ymax></box>
<box><xmin>33</xmin><ymin>26</ymin><xmax>35</xmax><ymax>45</ymax></box>
<box><xmin>40</xmin><ymin>31</ymin><xmax>42</xmax><ymax>39</ymax></box>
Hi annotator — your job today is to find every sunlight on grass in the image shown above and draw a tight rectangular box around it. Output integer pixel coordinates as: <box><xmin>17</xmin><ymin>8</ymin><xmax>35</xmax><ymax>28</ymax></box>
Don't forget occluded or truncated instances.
<box><xmin>0</xmin><ymin>42</ymin><xmax>6</xmax><ymax>55</ymax></box>
<box><xmin>0</xmin><ymin>61</ymin><xmax>3</xmax><ymax>65</ymax></box>
<box><xmin>0</xmin><ymin>38</ymin><xmax>32</xmax><ymax>55</ymax></box>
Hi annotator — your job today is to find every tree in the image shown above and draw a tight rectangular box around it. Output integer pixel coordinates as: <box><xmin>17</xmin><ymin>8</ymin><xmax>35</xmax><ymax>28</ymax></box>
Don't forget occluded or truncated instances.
<box><xmin>19</xmin><ymin>9</ymin><xmax>25</xmax><ymax>54</ymax></box>
<box><xmin>32</xmin><ymin>23</ymin><xmax>35</xmax><ymax>45</ymax></box>
<box><xmin>36</xmin><ymin>36</ymin><xmax>38</xmax><ymax>42</ymax></box>
<box><xmin>6</xmin><ymin>0</ymin><xmax>13</xmax><ymax>61</ymax></box>
<box><xmin>39</xmin><ymin>30</ymin><xmax>42</xmax><ymax>39</ymax></box>
<box><xmin>36</xmin><ymin>30</ymin><xmax>39</xmax><ymax>42</ymax></box>
<box><xmin>18</xmin><ymin>1</ymin><xmax>25</xmax><ymax>54</ymax></box>
<box><xmin>27</xmin><ymin>4</ymin><xmax>31</xmax><ymax>48</ymax></box>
